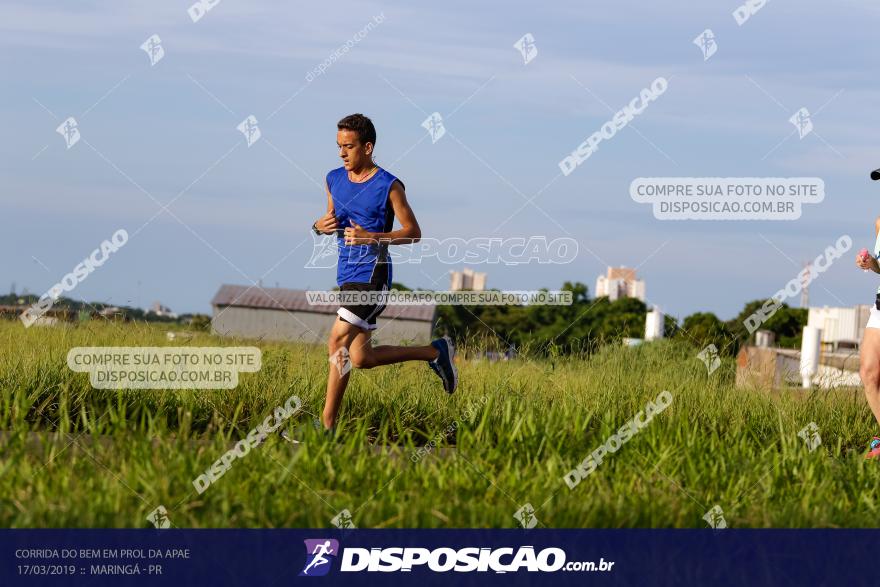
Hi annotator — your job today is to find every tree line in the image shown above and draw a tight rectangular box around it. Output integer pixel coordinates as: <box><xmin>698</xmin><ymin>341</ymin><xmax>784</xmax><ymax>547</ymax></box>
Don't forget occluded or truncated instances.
<box><xmin>431</xmin><ymin>282</ymin><xmax>807</xmax><ymax>357</ymax></box>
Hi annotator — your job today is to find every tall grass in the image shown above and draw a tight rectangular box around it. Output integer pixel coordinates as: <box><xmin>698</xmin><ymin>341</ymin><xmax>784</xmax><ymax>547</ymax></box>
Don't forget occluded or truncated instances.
<box><xmin>1</xmin><ymin>320</ymin><xmax>878</xmax><ymax>528</ymax></box>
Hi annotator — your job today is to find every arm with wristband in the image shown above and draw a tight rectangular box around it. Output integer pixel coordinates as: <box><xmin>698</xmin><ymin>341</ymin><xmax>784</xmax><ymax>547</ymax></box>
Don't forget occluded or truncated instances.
<box><xmin>313</xmin><ymin>181</ymin><xmax>340</xmax><ymax>235</ymax></box>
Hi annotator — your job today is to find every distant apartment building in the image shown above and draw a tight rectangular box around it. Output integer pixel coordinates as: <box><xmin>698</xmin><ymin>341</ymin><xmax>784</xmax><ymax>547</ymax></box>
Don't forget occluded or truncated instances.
<box><xmin>450</xmin><ymin>268</ymin><xmax>487</xmax><ymax>291</ymax></box>
<box><xmin>150</xmin><ymin>301</ymin><xmax>177</xmax><ymax>319</ymax></box>
<box><xmin>595</xmin><ymin>266</ymin><xmax>645</xmax><ymax>302</ymax></box>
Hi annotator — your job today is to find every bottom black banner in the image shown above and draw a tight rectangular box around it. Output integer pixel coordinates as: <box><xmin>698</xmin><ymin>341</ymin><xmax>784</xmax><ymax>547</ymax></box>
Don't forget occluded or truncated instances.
<box><xmin>1</xmin><ymin>529</ymin><xmax>874</xmax><ymax>586</ymax></box>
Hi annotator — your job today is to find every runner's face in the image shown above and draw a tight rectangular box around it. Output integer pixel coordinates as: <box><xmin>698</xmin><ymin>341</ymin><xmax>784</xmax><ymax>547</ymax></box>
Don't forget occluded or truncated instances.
<box><xmin>337</xmin><ymin>129</ymin><xmax>372</xmax><ymax>171</ymax></box>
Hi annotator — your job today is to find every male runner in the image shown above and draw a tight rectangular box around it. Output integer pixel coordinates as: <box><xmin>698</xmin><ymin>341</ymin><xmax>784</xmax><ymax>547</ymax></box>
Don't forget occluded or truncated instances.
<box><xmin>312</xmin><ymin>113</ymin><xmax>457</xmax><ymax>432</ymax></box>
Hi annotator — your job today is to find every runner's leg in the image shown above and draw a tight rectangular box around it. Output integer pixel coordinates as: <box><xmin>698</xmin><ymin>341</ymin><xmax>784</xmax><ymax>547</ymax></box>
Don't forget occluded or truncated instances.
<box><xmin>348</xmin><ymin>331</ymin><xmax>438</xmax><ymax>369</ymax></box>
<box><xmin>323</xmin><ymin>317</ymin><xmax>361</xmax><ymax>429</ymax></box>
<box><xmin>860</xmin><ymin>326</ymin><xmax>880</xmax><ymax>428</ymax></box>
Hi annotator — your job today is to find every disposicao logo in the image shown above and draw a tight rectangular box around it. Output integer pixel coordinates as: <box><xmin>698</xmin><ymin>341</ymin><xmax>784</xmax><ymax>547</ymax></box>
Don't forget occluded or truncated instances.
<box><xmin>300</xmin><ymin>539</ymin><xmax>339</xmax><ymax>577</ymax></box>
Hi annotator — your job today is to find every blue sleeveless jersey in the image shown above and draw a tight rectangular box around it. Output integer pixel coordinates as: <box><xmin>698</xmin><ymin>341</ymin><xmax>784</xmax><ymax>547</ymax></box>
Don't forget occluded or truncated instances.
<box><xmin>326</xmin><ymin>166</ymin><xmax>402</xmax><ymax>286</ymax></box>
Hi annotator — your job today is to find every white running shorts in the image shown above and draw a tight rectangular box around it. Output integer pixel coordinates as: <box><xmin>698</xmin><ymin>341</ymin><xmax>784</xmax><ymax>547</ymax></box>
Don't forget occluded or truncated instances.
<box><xmin>868</xmin><ymin>305</ymin><xmax>880</xmax><ymax>329</ymax></box>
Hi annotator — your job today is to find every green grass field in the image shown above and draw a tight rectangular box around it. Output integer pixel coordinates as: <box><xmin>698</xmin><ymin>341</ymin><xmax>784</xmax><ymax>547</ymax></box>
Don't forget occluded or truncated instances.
<box><xmin>2</xmin><ymin>319</ymin><xmax>879</xmax><ymax>528</ymax></box>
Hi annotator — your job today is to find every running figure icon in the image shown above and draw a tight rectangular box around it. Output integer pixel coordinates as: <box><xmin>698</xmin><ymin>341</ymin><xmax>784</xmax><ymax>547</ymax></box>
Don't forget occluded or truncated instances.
<box><xmin>300</xmin><ymin>539</ymin><xmax>339</xmax><ymax>577</ymax></box>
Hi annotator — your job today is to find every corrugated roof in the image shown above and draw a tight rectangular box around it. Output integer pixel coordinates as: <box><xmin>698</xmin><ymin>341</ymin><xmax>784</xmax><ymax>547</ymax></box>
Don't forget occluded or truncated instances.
<box><xmin>211</xmin><ymin>284</ymin><xmax>436</xmax><ymax>322</ymax></box>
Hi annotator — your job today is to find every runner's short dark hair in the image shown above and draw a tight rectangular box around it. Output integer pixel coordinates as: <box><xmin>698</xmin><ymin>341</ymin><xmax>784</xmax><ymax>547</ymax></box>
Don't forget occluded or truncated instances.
<box><xmin>337</xmin><ymin>113</ymin><xmax>376</xmax><ymax>146</ymax></box>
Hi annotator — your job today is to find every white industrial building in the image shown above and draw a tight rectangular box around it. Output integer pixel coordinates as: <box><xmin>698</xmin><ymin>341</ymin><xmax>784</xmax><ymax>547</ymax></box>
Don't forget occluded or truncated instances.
<box><xmin>736</xmin><ymin>345</ymin><xmax>861</xmax><ymax>390</ymax></box>
<box><xmin>645</xmin><ymin>307</ymin><xmax>664</xmax><ymax>340</ymax></box>
<box><xmin>211</xmin><ymin>284</ymin><xmax>437</xmax><ymax>345</ymax></box>
<box><xmin>595</xmin><ymin>266</ymin><xmax>645</xmax><ymax>302</ymax></box>
<box><xmin>735</xmin><ymin>307</ymin><xmax>871</xmax><ymax>391</ymax></box>
<box><xmin>807</xmin><ymin>305</ymin><xmax>871</xmax><ymax>350</ymax></box>
<box><xmin>620</xmin><ymin>308</ymin><xmax>665</xmax><ymax>347</ymax></box>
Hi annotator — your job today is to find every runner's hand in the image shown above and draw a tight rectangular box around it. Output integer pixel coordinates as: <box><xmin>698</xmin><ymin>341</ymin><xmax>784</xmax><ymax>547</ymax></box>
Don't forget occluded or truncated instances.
<box><xmin>315</xmin><ymin>211</ymin><xmax>338</xmax><ymax>234</ymax></box>
<box><xmin>856</xmin><ymin>252</ymin><xmax>880</xmax><ymax>273</ymax></box>
<box><xmin>344</xmin><ymin>221</ymin><xmax>376</xmax><ymax>246</ymax></box>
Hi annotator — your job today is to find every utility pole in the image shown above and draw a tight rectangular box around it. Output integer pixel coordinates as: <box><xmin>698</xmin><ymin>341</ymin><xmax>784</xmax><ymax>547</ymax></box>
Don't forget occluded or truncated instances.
<box><xmin>801</xmin><ymin>261</ymin><xmax>811</xmax><ymax>308</ymax></box>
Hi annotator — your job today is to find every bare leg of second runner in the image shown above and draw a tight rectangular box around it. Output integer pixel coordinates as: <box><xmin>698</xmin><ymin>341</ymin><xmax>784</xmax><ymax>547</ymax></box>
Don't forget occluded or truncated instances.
<box><xmin>860</xmin><ymin>328</ymin><xmax>880</xmax><ymax>426</ymax></box>
<box><xmin>859</xmin><ymin>327</ymin><xmax>880</xmax><ymax>458</ymax></box>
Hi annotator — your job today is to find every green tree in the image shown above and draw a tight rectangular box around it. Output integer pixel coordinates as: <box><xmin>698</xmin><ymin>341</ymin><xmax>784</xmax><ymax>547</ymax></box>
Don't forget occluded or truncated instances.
<box><xmin>677</xmin><ymin>312</ymin><xmax>738</xmax><ymax>355</ymax></box>
<box><xmin>727</xmin><ymin>299</ymin><xmax>807</xmax><ymax>349</ymax></box>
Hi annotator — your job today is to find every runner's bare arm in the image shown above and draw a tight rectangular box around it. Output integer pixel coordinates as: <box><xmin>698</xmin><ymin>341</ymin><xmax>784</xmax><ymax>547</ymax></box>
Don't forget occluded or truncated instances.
<box><xmin>314</xmin><ymin>182</ymin><xmax>338</xmax><ymax>234</ymax></box>
<box><xmin>343</xmin><ymin>180</ymin><xmax>421</xmax><ymax>245</ymax></box>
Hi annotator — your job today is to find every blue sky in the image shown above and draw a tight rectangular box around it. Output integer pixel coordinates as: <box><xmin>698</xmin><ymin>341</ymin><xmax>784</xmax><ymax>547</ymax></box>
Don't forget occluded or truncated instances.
<box><xmin>2</xmin><ymin>0</ymin><xmax>879</xmax><ymax>320</ymax></box>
